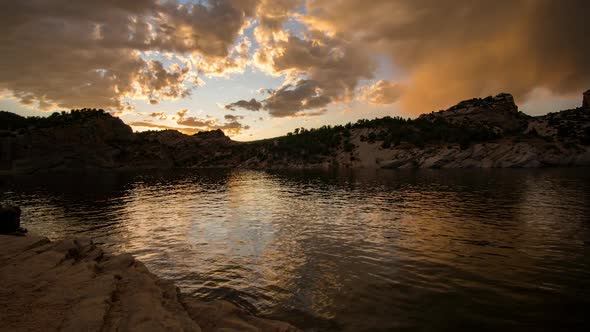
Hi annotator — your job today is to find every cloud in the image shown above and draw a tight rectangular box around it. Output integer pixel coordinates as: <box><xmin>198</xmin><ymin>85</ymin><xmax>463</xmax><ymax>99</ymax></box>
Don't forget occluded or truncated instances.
<box><xmin>177</xmin><ymin>116</ymin><xmax>215</xmax><ymax>128</ymax></box>
<box><xmin>3</xmin><ymin>0</ymin><xmax>587</xmax><ymax>119</ymax></box>
<box><xmin>304</xmin><ymin>0</ymin><xmax>590</xmax><ymax>113</ymax></box>
<box><xmin>129</xmin><ymin>121</ymin><xmax>200</xmax><ymax>135</ymax></box>
<box><xmin>194</xmin><ymin>37</ymin><xmax>253</xmax><ymax>77</ymax></box>
<box><xmin>176</xmin><ymin>109</ymin><xmax>189</xmax><ymax>119</ymax></box>
<box><xmin>359</xmin><ymin>80</ymin><xmax>404</xmax><ymax>105</ymax></box>
<box><xmin>0</xmin><ymin>0</ymin><xmax>260</xmax><ymax>111</ymax></box>
<box><xmin>261</xmin><ymin>79</ymin><xmax>331</xmax><ymax>117</ymax></box>
<box><xmin>225</xmin><ymin>98</ymin><xmax>263</xmax><ymax>111</ymax></box>
<box><xmin>132</xmin><ymin>110</ymin><xmax>250</xmax><ymax>136</ymax></box>
<box><xmin>148</xmin><ymin>112</ymin><xmax>168</xmax><ymax>120</ymax></box>
<box><xmin>134</xmin><ymin>60</ymin><xmax>193</xmax><ymax>102</ymax></box>
<box><xmin>230</xmin><ymin>30</ymin><xmax>374</xmax><ymax>117</ymax></box>
<box><xmin>224</xmin><ymin>114</ymin><xmax>244</xmax><ymax>121</ymax></box>
<box><xmin>171</xmin><ymin>109</ymin><xmax>250</xmax><ymax>135</ymax></box>
<box><xmin>254</xmin><ymin>0</ymin><xmax>302</xmax><ymax>44</ymax></box>
<box><xmin>216</xmin><ymin>120</ymin><xmax>251</xmax><ymax>134</ymax></box>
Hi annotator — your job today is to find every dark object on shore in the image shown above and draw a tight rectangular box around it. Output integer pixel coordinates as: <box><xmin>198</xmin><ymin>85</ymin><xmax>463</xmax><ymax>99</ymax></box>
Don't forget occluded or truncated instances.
<box><xmin>0</xmin><ymin>205</ymin><xmax>27</xmax><ymax>235</ymax></box>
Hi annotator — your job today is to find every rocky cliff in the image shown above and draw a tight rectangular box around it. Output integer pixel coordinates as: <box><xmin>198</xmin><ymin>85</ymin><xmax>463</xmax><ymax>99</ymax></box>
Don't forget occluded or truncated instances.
<box><xmin>418</xmin><ymin>93</ymin><xmax>530</xmax><ymax>134</ymax></box>
<box><xmin>1</xmin><ymin>91</ymin><xmax>589</xmax><ymax>172</ymax></box>
<box><xmin>0</xmin><ymin>234</ymin><xmax>299</xmax><ymax>332</ymax></box>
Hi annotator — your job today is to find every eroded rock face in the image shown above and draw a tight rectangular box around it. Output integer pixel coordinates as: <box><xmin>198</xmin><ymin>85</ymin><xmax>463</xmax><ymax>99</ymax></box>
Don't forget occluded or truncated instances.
<box><xmin>583</xmin><ymin>90</ymin><xmax>590</xmax><ymax>109</ymax></box>
<box><xmin>0</xmin><ymin>235</ymin><xmax>300</xmax><ymax>332</ymax></box>
<box><xmin>419</xmin><ymin>93</ymin><xmax>530</xmax><ymax>133</ymax></box>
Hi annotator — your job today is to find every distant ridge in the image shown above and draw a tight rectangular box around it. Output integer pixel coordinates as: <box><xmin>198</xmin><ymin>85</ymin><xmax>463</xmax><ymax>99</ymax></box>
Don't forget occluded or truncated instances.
<box><xmin>1</xmin><ymin>92</ymin><xmax>589</xmax><ymax>173</ymax></box>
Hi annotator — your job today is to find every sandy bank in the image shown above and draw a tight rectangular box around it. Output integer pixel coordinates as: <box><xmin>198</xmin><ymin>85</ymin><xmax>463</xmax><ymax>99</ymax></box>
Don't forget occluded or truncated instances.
<box><xmin>0</xmin><ymin>235</ymin><xmax>300</xmax><ymax>332</ymax></box>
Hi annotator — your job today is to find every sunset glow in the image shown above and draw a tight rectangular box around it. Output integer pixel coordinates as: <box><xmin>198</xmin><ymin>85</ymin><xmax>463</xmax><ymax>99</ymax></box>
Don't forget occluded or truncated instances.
<box><xmin>0</xmin><ymin>1</ymin><xmax>587</xmax><ymax>141</ymax></box>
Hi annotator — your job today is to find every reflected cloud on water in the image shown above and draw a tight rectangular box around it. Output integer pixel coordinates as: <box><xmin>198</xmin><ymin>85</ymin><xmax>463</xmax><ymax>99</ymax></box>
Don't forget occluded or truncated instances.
<box><xmin>2</xmin><ymin>168</ymin><xmax>590</xmax><ymax>331</ymax></box>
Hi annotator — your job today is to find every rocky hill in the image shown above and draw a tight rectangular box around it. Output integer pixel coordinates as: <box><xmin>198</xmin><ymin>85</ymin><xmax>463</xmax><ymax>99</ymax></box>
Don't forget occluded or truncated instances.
<box><xmin>0</xmin><ymin>110</ymin><xmax>244</xmax><ymax>173</ymax></box>
<box><xmin>1</xmin><ymin>91</ymin><xmax>589</xmax><ymax>172</ymax></box>
<box><xmin>0</xmin><ymin>110</ymin><xmax>134</xmax><ymax>172</ymax></box>
<box><xmin>241</xmin><ymin>91</ymin><xmax>590</xmax><ymax>169</ymax></box>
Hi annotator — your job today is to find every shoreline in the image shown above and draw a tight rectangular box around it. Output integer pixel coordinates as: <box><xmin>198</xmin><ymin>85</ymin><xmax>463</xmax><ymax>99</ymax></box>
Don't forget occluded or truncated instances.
<box><xmin>2</xmin><ymin>160</ymin><xmax>590</xmax><ymax>177</ymax></box>
<box><xmin>0</xmin><ymin>234</ymin><xmax>300</xmax><ymax>332</ymax></box>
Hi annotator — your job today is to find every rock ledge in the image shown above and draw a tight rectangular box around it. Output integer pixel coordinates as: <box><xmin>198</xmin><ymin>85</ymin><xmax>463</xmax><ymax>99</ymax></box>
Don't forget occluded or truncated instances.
<box><xmin>0</xmin><ymin>235</ymin><xmax>299</xmax><ymax>332</ymax></box>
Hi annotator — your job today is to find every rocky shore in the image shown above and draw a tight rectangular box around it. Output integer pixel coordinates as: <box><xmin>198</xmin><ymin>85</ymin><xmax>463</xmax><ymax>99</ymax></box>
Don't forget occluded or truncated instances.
<box><xmin>0</xmin><ymin>234</ymin><xmax>300</xmax><ymax>332</ymax></box>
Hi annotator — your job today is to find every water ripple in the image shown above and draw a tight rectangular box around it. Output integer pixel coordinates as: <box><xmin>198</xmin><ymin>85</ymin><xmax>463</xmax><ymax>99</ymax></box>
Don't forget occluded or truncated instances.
<box><xmin>2</xmin><ymin>168</ymin><xmax>590</xmax><ymax>331</ymax></box>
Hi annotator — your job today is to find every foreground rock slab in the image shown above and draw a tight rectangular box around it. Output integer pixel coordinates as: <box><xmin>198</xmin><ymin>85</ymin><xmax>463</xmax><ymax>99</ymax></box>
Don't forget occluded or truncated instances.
<box><xmin>0</xmin><ymin>235</ymin><xmax>299</xmax><ymax>332</ymax></box>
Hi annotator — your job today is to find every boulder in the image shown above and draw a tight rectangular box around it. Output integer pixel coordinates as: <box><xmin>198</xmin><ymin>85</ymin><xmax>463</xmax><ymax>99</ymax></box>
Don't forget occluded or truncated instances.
<box><xmin>0</xmin><ymin>205</ymin><xmax>25</xmax><ymax>234</ymax></box>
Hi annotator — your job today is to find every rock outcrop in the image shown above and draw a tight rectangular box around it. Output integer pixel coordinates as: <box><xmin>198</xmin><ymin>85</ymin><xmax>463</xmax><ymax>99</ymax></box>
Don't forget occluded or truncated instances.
<box><xmin>194</xmin><ymin>129</ymin><xmax>228</xmax><ymax>139</ymax></box>
<box><xmin>419</xmin><ymin>93</ymin><xmax>530</xmax><ymax>134</ymax></box>
<box><xmin>0</xmin><ymin>234</ymin><xmax>299</xmax><ymax>332</ymax></box>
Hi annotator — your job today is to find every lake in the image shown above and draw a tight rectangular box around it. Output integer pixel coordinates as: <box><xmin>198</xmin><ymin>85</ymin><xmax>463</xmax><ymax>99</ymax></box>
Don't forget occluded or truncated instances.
<box><xmin>1</xmin><ymin>168</ymin><xmax>590</xmax><ymax>331</ymax></box>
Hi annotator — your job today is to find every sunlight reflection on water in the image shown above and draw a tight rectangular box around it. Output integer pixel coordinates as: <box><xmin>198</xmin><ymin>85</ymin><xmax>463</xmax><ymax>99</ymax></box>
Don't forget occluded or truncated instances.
<box><xmin>2</xmin><ymin>168</ymin><xmax>590</xmax><ymax>331</ymax></box>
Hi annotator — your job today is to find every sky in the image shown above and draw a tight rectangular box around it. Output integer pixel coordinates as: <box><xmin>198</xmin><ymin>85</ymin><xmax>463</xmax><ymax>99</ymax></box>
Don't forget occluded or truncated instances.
<box><xmin>0</xmin><ymin>0</ymin><xmax>588</xmax><ymax>141</ymax></box>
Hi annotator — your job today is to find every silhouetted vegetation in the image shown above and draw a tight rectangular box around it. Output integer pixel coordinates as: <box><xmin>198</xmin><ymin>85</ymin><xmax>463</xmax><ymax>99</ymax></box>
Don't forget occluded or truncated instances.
<box><xmin>0</xmin><ymin>111</ymin><xmax>28</xmax><ymax>130</ymax></box>
<box><xmin>270</xmin><ymin>125</ymin><xmax>349</xmax><ymax>162</ymax></box>
<box><xmin>355</xmin><ymin>116</ymin><xmax>500</xmax><ymax>149</ymax></box>
<box><xmin>266</xmin><ymin>116</ymin><xmax>500</xmax><ymax>161</ymax></box>
<box><xmin>0</xmin><ymin>109</ymin><xmax>109</xmax><ymax>130</ymax></box>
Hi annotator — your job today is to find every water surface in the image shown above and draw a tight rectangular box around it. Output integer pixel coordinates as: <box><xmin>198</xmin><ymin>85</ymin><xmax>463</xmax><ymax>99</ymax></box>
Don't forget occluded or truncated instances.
<box><xmin>2</xmin><ymin>168</ymin><xmax>590</xmax><ymax>331</ymax></box>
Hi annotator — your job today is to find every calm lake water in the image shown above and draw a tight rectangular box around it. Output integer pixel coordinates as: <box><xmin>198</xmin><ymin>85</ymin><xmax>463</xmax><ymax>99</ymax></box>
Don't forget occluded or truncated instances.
<box><xmin>2</xmin><ymin>168</ymin><xmax>590</xmax><ymax>331</ymax></box>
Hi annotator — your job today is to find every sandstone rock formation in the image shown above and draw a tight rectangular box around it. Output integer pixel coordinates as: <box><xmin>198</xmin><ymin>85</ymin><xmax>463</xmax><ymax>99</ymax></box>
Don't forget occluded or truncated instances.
<box><xmin>418</xmin><ymin>93</ymin><xmax>530</xmax><ymax>133</ymax></box>
<box><xmin>0</xmin><ymin>235</ymin><xmax>300</xmax><ymax>332</ymax></box>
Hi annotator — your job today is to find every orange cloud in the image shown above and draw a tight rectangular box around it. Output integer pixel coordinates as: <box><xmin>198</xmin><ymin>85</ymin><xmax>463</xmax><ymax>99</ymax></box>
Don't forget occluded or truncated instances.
<box><xmin>359</xmin><ymin>80</ymin><xmax>405</xmax><ymax>105</ymax></box>
<box><xmin>305</xmin><ymin>0</ymin><xmax>590</xmax><ymax>114</ymax></box>
<box><xmin>134</xmin><ymin>109</ymin><xmax>250</xmax><ymax>136</ymax></box>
